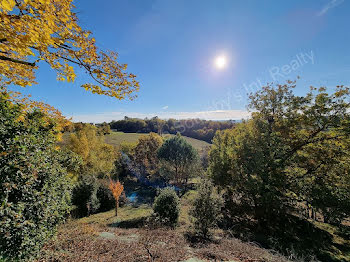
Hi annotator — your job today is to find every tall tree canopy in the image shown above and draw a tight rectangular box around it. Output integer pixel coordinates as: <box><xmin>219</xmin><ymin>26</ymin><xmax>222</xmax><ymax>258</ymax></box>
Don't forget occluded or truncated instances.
<box><xmin>68</xmin><ymin>124</ymin><xmax>116</xmax><ymax>177</ymax></box>
<box><xmin>133</xmin><ymin>132</ymin><xmax>163</xmax><ymax>179</ymax></box>
<box><xmin>209</xmin><ymin>81</ymin><xmax>350</xmax><ymax>224</ymax></box>
<box><xmin>0</xmin><ymin>0</ymin><xmax>139</xmax><ymax>99</ymax></box>
<box><xmin>158</xmin><ymin>134</ymin><xmax>199</xmax><ymax>187</ymax></box>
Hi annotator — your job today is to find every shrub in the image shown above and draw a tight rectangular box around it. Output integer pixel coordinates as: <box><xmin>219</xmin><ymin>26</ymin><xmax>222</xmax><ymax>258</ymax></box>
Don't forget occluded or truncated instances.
<box><xmin>190</xmin><ymin>179</ymin><xmax>223</xmax><ymax>239</ymax></box>
<box><xmin>96</xmin><ymin>180</ymin><xmax>115</xmax><ymax>212</ymax></box>
<box><xmin>73</xmin><ymin>178</ymin><xmax>129</xmax><ymax>216</ymax></box>
<box><xmin>0</xmin><ymin>95</ymin><xmax>78</xmax><ymax>260</ymax></box>
<box><xmin>72</xmin><ymin>175</ymin><xmax>100</xmax><ymax>217</ymax></box>
<box><xmin>153</xmin><ymin>188</ymin><xmax>180</xmax><ymax>227</ymax></box>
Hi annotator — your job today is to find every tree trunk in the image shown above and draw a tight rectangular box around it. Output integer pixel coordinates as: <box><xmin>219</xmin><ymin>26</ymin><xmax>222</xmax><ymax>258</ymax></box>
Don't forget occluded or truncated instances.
<box><xmin>115</xmin><ymin>200</ymin><xmax>119</xmax><ymax>216</ymax></box>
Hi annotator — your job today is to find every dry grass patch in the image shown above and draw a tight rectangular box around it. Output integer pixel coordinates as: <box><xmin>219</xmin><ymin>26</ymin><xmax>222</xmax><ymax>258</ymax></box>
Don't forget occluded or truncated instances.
<box><xmin>36</xmin><ymin>205</ymin><xmax>291</xmax><ymax>262</ymax></box>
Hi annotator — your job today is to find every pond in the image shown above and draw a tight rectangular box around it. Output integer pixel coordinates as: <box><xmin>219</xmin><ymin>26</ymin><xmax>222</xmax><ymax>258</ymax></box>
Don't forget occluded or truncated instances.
<box><xmin>127</xmin><ymin>192</ymin><xmax>138</xmax><ymax>203</ymax></box>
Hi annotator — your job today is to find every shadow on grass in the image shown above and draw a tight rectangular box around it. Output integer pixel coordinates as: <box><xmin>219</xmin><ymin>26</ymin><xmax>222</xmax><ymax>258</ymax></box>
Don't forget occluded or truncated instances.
<box><xmin>108</xmin><ymin>216</ymin><xmax>149</xmax><ymax>229</ymax></box>
<box><xmin>226</xmin><ymin>214</ymin><xmax>350</xmax><ymax>262</ymax></box>
<box><xmin>336</xmin><ymin>224</ymin><xmax>350</xmax><ymax>240</ymax></box>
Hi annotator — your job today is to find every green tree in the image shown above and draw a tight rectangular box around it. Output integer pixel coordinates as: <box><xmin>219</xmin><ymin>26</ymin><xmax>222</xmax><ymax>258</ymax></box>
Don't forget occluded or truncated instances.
<box><xmin>133</xmin><ymin>133</ymin><xmax>163</xmax><ymax>179</ymax></box>
<box><xmin>71</xmin><ymin>175</ymin><xmax>100</xmax><ymax>217</ymax></box>
<box><xmin>113</xmin><ymin>141</ymin><xmax>136</xmax><ymax>181</ymax></box>
<box><xmin>0</xmin><ymin>94</ymin><xmax>80</xmax><ymax>260</ymax></box>
<box><xmin>209</xmin><ymin>81</ymin><xmax>350</xmax><ymax>224</ymax></box>
<box><xmin>158</xmin><ymin>134</ymin><xmax>199</xmax><ymax>187</ymax></box>
<box><xmin>190</xmin><ymin>179</ymin><xmax>223</xmax><ymax>239</ymax></box>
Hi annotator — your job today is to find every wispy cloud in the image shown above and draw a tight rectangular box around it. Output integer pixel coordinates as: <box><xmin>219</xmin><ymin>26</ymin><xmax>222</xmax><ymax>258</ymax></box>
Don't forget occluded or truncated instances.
<box><xmin>317</xmin><ymin>0</ymin><xmax>344</xmax><ymax>16</ymax></box>
<box><xmin>162</xmin><ymin>105</ymin><xmax>169</xmax><ymax>110</ymax></box>
<box><xmin>71</xmin><ymin>110</ymin><xmax>250</xmax><ymax>123</ymax></box>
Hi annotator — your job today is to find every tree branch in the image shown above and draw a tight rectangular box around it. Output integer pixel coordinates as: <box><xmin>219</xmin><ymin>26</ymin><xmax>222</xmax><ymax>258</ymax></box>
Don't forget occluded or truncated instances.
<box><xmin>281</xmin><ymin>125</ymin><xmax>327</xmax><ymax>164</ymax></box>
<box><xmin>14</xmin><ymin>0</ymin><xmax>24</xmax><ymax>16</ymax></box>
<box><xmin>287</xmin><ymin>162</ymin><xmax>324</xmax><ymax>187</ymax></box>
<box><xmin>0</xmin><ymin>55</ymin><xmax>35</xmax><ymax>66</ymax></box>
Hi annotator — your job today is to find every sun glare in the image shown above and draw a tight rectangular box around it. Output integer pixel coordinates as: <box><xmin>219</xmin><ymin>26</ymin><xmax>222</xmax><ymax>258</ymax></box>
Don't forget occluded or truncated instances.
<box><xmin>214</xmin><ymin>55</ymin><xmax>227</xmax><ymax>69</ymax></box>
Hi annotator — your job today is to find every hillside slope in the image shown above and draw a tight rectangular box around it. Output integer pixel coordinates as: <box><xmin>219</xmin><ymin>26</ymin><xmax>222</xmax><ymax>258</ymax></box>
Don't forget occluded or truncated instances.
<box><xmin>60</xmin><ymin>131</ymin><xmax>211</xmax><ymax>154</ymax></box>
<box><xmin>36</xmin><ymin>200</ymin><xmax>289</xmax><ymax>262</ymax></box>
<box><xmin>105</xmin><ymin>131</ymin><xmax>211</xmax><ymax>153</ymax></box>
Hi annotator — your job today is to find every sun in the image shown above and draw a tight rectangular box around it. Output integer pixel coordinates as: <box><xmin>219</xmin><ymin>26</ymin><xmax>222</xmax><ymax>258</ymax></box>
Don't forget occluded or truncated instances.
<box><xmin>214</xmin><ymin>55</ymin><xmax>227</xmax><ymax>69</ymax></box>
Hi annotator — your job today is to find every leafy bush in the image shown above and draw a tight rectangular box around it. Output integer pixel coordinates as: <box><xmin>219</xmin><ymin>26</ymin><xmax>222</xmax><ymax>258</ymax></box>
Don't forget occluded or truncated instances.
<box><xmin>190</xmin><ymin>179</ymin><xmax>223</xmax><ymax>239</ymax></box>
<box><xmin>72</xmin><ymin>178</ymin><xmax>129</xmax><ymax>217</ymax></box>
<box><xmin>96</xmin><ymin>180</ymin><xmax>115</xmax><ymax>212</ymax></box>
<box><xmin>72</xmin><ymin>175</ymin><xmax>100</xmax><ymax>217</ymax></box>
<box><xmin>153</xmin><ymin>188</ymin><xmax>180</xmax><ymax>227</ymax></box>
<box><xmin>0</xmin><ymin>95</ymin><xmax>78</xmax><ymax>260</ymax></box>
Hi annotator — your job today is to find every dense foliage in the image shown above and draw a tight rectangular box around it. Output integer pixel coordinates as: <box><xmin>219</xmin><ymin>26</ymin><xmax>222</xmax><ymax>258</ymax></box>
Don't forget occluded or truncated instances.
<box><xmin>133</xmin><ymin>133</ymin><xmax>163</xmax><ymax>179</ymax></box>
<box><xmin>153</xmin><ymin>188</ymin><xmax>180</xmax><ymax>227</ymax></box>
<box><xmin>96</xmin><ymin>179</ymin><xmax>115</xmax><ymax>213</ymax></box>
<box><xmin>71</xmin><ymin>176</ymin><xmax>121</xmax><ymax>218</ymax></box>
<box><xmin>0</xmin><ymin>0</ymin><xmax>139</xmax><ymax>99</ymax></box>
<box><xmin>190</xmin><ymin>180</ymin><xmax>223</xmax><ymax>239</ymax></box>
<box><xmin>71</xmin><ymin>175</ymin><xmax>100</xmax><ymax>217</ymax></box>
<box><xmin>112</xmin><ymin>133</ymin><xmax>198</xmax><ymax>189</ymax></box>
<box><xmin>158</xmin><ymin>134</ymin><xmax>199</xmax><ymax>187</ymax></box>
<box><xmin>0</xmin><ymin>94</ymin><xmax>80</xmax><ymax>260</ymax></box>
<box><xmin>65</xmin><ymin>124</ymin><xmax>122</xmax><ymax>217</ymax></box>
<box><xmin>97</xmin><ymin>123</ymin><xmax>112</xmax><ymax>135</ymax></box>
<box><xmin>109</xmin><ymin>117</ymin><xmax>235</xmax><ymax>142</ymax></box>
<box><xmin>67</xmin><ymin>124</ymin><xmax>117</xmax><ymax>178</ymax></box>
<box><xmin>64</xmin><ymin>122</ymin><xmax>111</xmax><ymax>135</ymax></box>
<box><xmin>209</xmin><ymin>82</ymin><xmax>350</xmax><ymax>225</ymax></box>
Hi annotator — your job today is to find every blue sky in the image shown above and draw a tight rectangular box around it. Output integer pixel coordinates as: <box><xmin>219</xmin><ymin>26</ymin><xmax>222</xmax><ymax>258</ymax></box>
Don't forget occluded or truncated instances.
<box><xmin>14</xmin><ymin>0</ymin><xmax>350</xmax><ymax>122</ymax></box>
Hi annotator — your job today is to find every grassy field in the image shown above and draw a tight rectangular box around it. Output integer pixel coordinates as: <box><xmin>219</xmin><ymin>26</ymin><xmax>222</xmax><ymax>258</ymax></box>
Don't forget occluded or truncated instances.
<box><xmin>104</xmin><ymin>131</ymin><xmax>145</xmax><ymax>146</ymax></box>
<box><xmin>60</xmin><ymin>131</ymin><xmax>211</xmax><ymax>154</ymax></box>
<box><xmin>36</xmin><ymin>193</ymin><xmax>290</xmax><ymax>262</ymax></box>
<box><xmin>105</xmin><ymin>131</ymin><xmax>211</xmax><ymax>153</ymax></box>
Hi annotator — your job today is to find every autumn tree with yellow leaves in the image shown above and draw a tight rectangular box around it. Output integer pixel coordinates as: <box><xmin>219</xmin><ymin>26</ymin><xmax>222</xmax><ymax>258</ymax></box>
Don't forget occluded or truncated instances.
<box><xmin>0</xmin><ymin>0</ymin><xmax>137</xmax><ymax>259</ymax></box>
<box><xmin>68</xmin><ymin>124</ymin><xmax>117</xmax><ymax>177</ymax></box>
<box><xmin>0</xmin><ymin>0</ymin><xmax>139</xmax><ymax>99</ymax></box>
<box><xmin>5</xmin><ymin>90</ymin><xmax>70</xmax><ymax>138</ymax></box>
<box><xmin>109</xmin><ymin>180</ymin><xmax>124</xmax><ymax>216</ymax></box>
<box><xmin>133</xmin><ymin>133</ymin><xmax>163</xmax><ymax>179</ymax></box>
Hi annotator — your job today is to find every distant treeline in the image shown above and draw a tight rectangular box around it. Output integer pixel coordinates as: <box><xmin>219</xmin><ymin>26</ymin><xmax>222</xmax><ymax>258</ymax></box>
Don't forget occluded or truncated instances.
<box><xmin>107</xmin><ymin>117</ymin><xmax>236</xmax><ymax>143</ymax></box>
